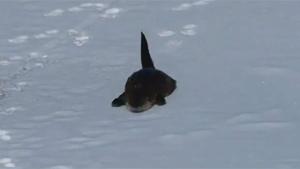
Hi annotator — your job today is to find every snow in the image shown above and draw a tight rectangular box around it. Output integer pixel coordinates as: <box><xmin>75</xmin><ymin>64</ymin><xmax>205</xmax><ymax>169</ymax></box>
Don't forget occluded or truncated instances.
<box><xmin>8</xmin><ymin>36</ymin><xmax>29</xmax><ymax>44</ymax></box>
<box><xmin>158</xmin><ymin>30</ymin><xmax>176</xmax><ymax>37</ymax></box>
<box><xmin>44</xmin><ymin>9</ymin><xmax>64</xmax><ymax>17</ymax></box>
<box><xmin>1</xmin><ymin>0</ymin><xmax>300</xmax><ymax>168</ymax></box>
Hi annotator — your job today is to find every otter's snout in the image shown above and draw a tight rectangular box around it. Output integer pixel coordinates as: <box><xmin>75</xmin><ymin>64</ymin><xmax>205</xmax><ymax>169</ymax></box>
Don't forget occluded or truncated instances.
<box><xmin>126</xmin><ymin>101</ymin><xmax>153</xmax><ymax>113</ymax></box>
<box><xmin>126</xmin><ymin>94</ymin><xmax>152</xmax><ymax>112</ymax></box>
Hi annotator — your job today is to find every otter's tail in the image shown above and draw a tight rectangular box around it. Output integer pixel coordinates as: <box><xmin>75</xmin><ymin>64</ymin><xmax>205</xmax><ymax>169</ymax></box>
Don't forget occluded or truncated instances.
<box><xmin>141</xmin><ymin>32</ymin><xmax>155</xmax><ymax>69</ymax></box>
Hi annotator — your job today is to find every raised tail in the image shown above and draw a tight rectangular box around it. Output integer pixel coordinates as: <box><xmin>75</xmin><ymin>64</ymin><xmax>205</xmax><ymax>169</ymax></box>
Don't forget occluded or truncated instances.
<box><xmin>141</xmin><ymin>32</ymin><xmax>155</xmax><ymax>69</ymax></box>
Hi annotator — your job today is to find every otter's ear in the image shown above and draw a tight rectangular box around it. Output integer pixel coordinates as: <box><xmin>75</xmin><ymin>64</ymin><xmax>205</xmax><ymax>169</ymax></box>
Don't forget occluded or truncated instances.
<box><xmin>141</xmin><ymin>32</ymin><xmax>155</xmax><ymax>69</ymax></box>
<box><xmin>156</xmin><ymin>95</ymin><xmax>166</xmax><ymax>106</ymax></box>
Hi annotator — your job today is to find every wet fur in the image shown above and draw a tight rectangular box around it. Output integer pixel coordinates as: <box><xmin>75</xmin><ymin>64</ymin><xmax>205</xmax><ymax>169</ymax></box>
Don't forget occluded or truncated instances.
<box><xmin>112</xmin><ymin>32</ymin><xmax>176</xmax><ymax>112</ymax></box>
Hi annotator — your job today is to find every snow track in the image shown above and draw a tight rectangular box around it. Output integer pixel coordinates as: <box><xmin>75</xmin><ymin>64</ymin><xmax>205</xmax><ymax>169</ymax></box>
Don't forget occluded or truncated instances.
<box><xmin>0</xmin><ymin>0</ymin><xmax>300</xmax><ymax>168</ymax></box>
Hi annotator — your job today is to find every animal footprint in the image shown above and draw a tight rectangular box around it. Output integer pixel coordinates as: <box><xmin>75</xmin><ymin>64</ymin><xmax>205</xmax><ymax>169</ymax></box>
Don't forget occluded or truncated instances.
<box><xmin>44</xmin><ymin>9</ymin><xmax>64</xmax><ymax>17</ymax></box>
<box><xmin>158</xmin><ymin>24</ymin><xmax>197</xmax><ymax>49</ymax></box>
<box><xmin>0</xmin><ymin>60</ymin><xmax>11</xmax><ymax>66</ymax></box>
<box><xmin>158</xmin><ymin>24</ymin><xmax>198</xmax><ymax>38</ymax></box>
<box><xmin>181</xmin><ymin>24</ymin><xmax>197</xmax><ymax>36</ymax></box>
<box><xmin>183</xmin><ymin>24</ymin><xmax>197</xmax><ymax>30</ymax></box>
<box><xmin>0</xmin><ymin>90</ymin><xmax>4</xmax><ymax>99</ymax></box>
<box><xmin>8</xmin><ymin>35</ymin><xmax>29</xmax><ymax>44</ymax></box>
<box><xmin>0</xmin><ymin>130</ymin><xmax>11</xmax><ymax>141</ymax></box>
<box><xmin>68</xmin><ymin>3</ymin><xmax>107</xmax><ymax>13</ymax></box>
<box><xmin>4</xmin><ymin>52</ymin><xmax>48</xmax><ymax>85</ymax></box>
<box><xmin>80</xmin><ymin>2</ymin><xmax>107</xmax><ymax>9</ymax></box>
<box><xmin>0</xmin><ymin>158</ymin><xmax>16</xmax><ymax>168</ymax></box>
<box><xmin>9</xmin><ymin>29</ymin><xmax>59</xmax><ymax>45</ymax></box>
<box><xmin>193</xmin><ymin>0</ymin><xmax>215</xmax><ymax>6</ymax></box>
<box><xmin>5</xmin><ymin>107</ymin><xmax>22</xmax><ymax>114</ymax></box>
<box><xmin>67</xmin><ymin>6</ymin><xmax>83</xmax><ymax>12</ymax></box>
<box><xmin>28</xmin><ymin>52</ymin><xmax>48</xmax><ymax>59</ymax></box>
<box><xmin>100</xmin><ymin>8</ymin><xmax>122</xmax><ymax>18</ymax></box>
<box><xmin>172</xmin><ymin>0</ymin><xmax>214</xmax><ymax>11</ymax></box>
<box><xmin>33</xmin><ymin>33</ymin><xmax>49</xmax><ymax>39</ymax></box>
<box><xmin>158</xmin><ymin>30</ymin><xmax>176</xmax><ymax>37</ymax></box>
<box><xmin>172</xmin><ymin>3</ymin><xmax>193</xmax><ymax>11</ymax></box>
<box><xmin>0</xmin><ymin>107</ymin><xmax>23</xmax><ymax>115</ymax></box>
<box><xmin>68</xmin><ymin>29</ymin><xmax>89</xmax><ymax>47</ymax></box>
<box><xmin>47</xmin><ymin>165</ymin><xmax>73</xmax><ymax>169</ymax></box>
<box><xmin>44</xmin><ymin>4</ymin><xmax>121</xmax><ymax>19</ymax></box>
<box><xmin>34</xmin><ymin>29</ymin><xmax>59</xmax><ymax>39</ymax></box>
<box><xmin>45</xmin><ymin>29</ymin><xmax>59</xmax><ymax>35</ymax></box>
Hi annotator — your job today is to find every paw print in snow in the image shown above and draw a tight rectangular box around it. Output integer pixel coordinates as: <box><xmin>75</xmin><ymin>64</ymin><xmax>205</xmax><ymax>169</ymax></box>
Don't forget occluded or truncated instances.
<box><xmin>0</xmin><ymin>130</ymin><xmax>11</xmax><ymax>141</ymax></box>
<box><xmin>0</xmin><ymin>158</ymin><xmax>16</xmax><ymax>168</ymax></box>
<box><xmin>44</xmin><ymin>9</ymin><xmax>64</xmax><ymax>17</ymax></box>
<box><xmin>68</xmin><ymin>29</ymin><xmax>89</xmax><ymax>47</ymax></box>
<box><xmin>172</xmin><ymin>0</ymin><xmax>214</xmax><ymax>11</ymax></box>
<box><xmin>158</xmin><ymin>30</ymin><xmax>176</xmax><ymax>37</ymax></box>
<box><xmin>100</xmin><ymin>8</ymin><xmax>122</xmax><ymax>18</ymax></box>
<box><xmin>181</xmin><ymin>24</ymin><xmax>197</xmax><ymax>36</ymax></box>
<box><xmin>8</xmin><ymin>35</ymin><xmax>29</xmax><ymax>44</ymax></box>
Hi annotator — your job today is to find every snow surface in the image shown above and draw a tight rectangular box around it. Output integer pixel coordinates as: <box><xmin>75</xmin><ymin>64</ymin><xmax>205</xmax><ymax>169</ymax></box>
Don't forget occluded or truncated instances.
<box><xmin>1</xmin><ymin>0</ymin><xmax>300</xmax><ymax>168</ymax></box>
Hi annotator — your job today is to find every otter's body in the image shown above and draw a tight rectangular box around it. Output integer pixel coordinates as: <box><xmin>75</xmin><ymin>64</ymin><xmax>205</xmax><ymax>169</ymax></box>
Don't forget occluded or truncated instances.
<box><xmin>112</xmin><ymin>32</ymin><xmax>176</xmax><ymax>112</ymax></box>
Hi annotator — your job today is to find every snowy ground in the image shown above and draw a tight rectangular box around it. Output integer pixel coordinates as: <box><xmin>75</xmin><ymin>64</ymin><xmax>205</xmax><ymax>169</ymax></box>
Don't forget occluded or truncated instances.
<box><xmin>1</xmin><ymin>0</ymin><xmax>300</xmax><ymax>168</ymax></box>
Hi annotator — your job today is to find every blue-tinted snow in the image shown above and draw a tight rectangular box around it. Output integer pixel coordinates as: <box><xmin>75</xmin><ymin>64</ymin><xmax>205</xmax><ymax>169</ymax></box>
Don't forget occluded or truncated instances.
<box><xmin>1</xmin><ymin>0</ymin><xmax>300</xmax><ymax>168</ymax></box>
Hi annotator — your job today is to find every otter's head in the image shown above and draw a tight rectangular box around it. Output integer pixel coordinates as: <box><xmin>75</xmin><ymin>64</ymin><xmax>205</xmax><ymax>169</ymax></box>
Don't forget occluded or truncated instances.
<box><xmin>124</xmin><ymin>71</ymin><xmax>157</xmax><ymax>113</ymax></box>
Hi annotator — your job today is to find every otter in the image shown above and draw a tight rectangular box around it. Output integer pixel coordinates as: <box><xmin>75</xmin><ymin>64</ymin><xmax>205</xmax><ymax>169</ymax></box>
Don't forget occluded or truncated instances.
<box><xmin>112</xmin><ymin>32</ymin><xmax>176</xmax><ymax>113</ymax></box>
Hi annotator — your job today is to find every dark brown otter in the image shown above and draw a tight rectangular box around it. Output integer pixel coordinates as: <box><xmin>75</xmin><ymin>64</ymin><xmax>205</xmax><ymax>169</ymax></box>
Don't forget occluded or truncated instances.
<box><xmin>112</xmin><ymin>32</ymin><xmax>176</xmax><ymax>112</ymax></box>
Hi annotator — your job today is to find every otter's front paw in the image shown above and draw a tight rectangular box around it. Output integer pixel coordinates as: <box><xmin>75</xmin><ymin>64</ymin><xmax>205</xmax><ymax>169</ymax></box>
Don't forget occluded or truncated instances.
<box><xmin>156</xmin><ymin>96</ymin><xmax>166</xmax><ymax>106</ymax></box>
<box><xmin>112</xmin><ymin>98</ymin><xmax>125</xmax><ymax>107</ymax></box>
